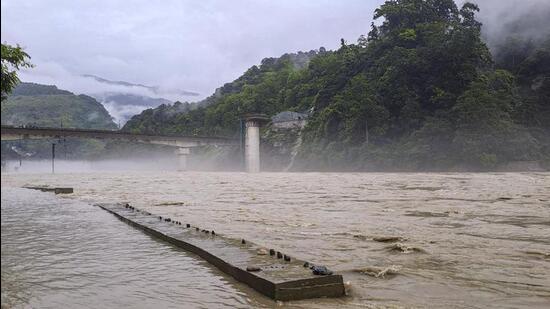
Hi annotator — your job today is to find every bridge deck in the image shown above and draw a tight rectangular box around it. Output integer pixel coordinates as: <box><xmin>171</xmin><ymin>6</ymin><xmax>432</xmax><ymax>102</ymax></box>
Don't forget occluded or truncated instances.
<box><xmin>1</xmin><ymin>125</ymin><xmax>238</xmax><ymax>146</ymax></box>
<box><xmin>97</xmin><ymin>203</ymin><xmax>345</xmax><ymax>301</ymax></box>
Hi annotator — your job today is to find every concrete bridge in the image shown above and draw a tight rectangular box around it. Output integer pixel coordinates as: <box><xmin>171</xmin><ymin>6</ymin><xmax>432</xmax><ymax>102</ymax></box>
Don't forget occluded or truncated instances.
<box><xmin>1</xmin><ymin>115</ymin><xmax>268</xmax><ymax>172</ymax></box>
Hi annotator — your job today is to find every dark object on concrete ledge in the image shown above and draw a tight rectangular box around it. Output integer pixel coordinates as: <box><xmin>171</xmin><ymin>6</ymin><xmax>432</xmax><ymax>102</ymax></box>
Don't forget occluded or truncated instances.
<box><xmin>96</xmin><ymin>203</ymin><xmax>345</xmax><ymax>301</ymax></box>
<box><xmin>24</xmin><ymin>186</ymin><xmax>73</xmax><ymax>194</ymax></box>
<box><xmin>311</xmin><ymin>265</ymin><xmax>333</xmax><ymax>276</ymax></box>
<box><xmin>246</xmin><ymin>266</ymin><xmax>261</xmax><ymax>272</ymax></box>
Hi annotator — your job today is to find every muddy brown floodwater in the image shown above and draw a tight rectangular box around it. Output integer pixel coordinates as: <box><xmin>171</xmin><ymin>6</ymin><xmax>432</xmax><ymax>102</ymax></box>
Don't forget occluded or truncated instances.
<box><xmin>2</xmin><ymin>171</ymin><xmax>550</xmax><ymax>308</ymax></box>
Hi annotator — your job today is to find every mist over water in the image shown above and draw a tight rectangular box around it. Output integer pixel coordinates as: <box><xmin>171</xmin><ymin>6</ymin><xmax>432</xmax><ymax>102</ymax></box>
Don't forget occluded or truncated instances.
<box><xmin>2</xmin><ymin>159</ymin><xmax>179</xmax><ymax>174</ymax></box>
<box><xmin>2</xmin><ymin>170</ymin><xmax>549</xmax><ymax>308</ymax></box>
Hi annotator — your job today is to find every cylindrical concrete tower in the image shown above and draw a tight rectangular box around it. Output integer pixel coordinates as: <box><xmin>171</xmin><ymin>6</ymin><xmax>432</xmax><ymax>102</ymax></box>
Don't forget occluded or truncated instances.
<box><xmin>243</xmin><ymin>114</ymin><xmax>269</xmax><ymax>173</ymax></box>
<box><xmin>245</xmin><ymin>119</ymin><xmax>261</xmax><ymax>173</ymax></box>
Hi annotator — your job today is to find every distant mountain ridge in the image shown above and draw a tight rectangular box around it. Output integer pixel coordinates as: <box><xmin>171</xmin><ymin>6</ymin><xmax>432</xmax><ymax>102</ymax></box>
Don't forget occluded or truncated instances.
<box><xmin>82</xmin><ymin>74</ymin><xmax>200</xmax><ymax>97</ymax></box>
<box><xmin>79</xmin><ymin>74</ymin><xmax>200</xmax><ymax>124</ymax></box>
<box><xmin>11</xmin><ymin>82</ymin><xmax>73</xmax><ymax>96</ymax></box>
<box><xmin>97</xmin><ymin>93</ymin><xmax>171</xmax><ymax>107</ymax></box>
<box><xmin>94</xmin><ymin>92</ymin><xmax>173</xmax><ymax>125</ymax></box>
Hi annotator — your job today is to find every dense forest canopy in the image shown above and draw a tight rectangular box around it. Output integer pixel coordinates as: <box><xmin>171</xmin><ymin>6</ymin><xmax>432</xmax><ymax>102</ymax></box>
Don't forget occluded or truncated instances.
<box><xmin>123</xmin><ymin>0</ymin><xmax>549</xmax><ymax>170</ymax></box>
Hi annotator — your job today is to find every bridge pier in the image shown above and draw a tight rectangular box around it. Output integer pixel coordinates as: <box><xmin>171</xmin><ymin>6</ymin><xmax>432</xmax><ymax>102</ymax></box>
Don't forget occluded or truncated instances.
<box><xmin>244</xmin><ymin>114</ymin><xmax>268</xmax><ymax>173</ymax></box>
<box><xmin>176</xmin><ymin>147</ymin><xmax>191</xmax><ymax>171</ymax></box>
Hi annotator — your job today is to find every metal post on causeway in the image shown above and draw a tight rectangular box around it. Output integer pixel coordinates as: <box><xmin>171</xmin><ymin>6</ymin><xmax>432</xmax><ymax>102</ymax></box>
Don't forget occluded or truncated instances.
<box><xmin>51</xmin><ymin>143</ymin><xmax>56</xmax><ymax>174</ymax></box>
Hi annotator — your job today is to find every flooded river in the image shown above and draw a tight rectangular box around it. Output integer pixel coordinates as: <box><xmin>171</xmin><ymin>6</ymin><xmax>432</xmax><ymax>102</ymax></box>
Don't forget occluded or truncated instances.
<box><xmin>2</xmin><ymin>170</ymin><xmax>550</xmax><ymax>308</ymax></box>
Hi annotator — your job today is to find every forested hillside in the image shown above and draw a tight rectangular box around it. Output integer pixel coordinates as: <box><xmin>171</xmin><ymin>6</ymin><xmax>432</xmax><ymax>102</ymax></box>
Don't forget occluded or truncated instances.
<box><xmin>123</xmin><ymin>49</ymin><xmax>320</xmax><ymax>136</ymax></box>
<box><xmin>124</xmin><ymin>0</ymin><xmax>549</xmax><ymax>171</ymax></box>
<box><xmin>1</xmin><ymin>82</ymin><xmax>117</xmax><ymax>159</ymax></box>
<box><xmin>2</xmin><ymin>82</ymin><xmax>117</xmax><ymax>129</ymax></box>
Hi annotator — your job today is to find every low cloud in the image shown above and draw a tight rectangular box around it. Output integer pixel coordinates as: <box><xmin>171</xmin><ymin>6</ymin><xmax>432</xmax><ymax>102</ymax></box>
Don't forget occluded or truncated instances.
<box><xmin>468</xmin><ymin>0</ymin><xmax>550</xmax><ymax>48</ymax></box>
<box><xmin>17</xmin><ymin>60</ymin><xmax>195</xmax><ymax>102</ymax></box>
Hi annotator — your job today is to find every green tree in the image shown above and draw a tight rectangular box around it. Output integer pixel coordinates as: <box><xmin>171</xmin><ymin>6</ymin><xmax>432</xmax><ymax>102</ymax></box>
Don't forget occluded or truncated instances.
<box><xmin>1</xmin><ymin>43</ymin><xmax>33</xmax><ymax>101</ymax></box>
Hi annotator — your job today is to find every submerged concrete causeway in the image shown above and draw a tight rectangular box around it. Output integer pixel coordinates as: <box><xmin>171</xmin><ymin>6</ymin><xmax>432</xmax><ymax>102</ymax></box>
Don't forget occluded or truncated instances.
<box><xmin>23</xmin><ymin>186</ymin><xmax>73</xmax><ymax>194</ymax></box>
<box><xmin>97</xmin><ymin>203</ymin><xmax>345</xmax><ymax>301</ymax></box>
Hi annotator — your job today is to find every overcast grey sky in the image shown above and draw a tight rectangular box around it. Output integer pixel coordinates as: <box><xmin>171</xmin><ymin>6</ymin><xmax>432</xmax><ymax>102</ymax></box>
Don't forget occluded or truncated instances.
<box><xmin>1</xmin><ymin>0</ymin><xmax>548</xmax><ymax>101</ymax></box>
<box><xmin>1</xmin><ymin>0</ymin><xmax>382</xmax><ymax>100</ymax></box>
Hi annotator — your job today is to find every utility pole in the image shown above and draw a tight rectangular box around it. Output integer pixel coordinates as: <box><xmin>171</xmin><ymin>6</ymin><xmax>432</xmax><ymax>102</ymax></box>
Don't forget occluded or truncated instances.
<box><xmin>51</xmin><ymin>143</ymin><xmax>56</xmax><ymax>174</ymax></box>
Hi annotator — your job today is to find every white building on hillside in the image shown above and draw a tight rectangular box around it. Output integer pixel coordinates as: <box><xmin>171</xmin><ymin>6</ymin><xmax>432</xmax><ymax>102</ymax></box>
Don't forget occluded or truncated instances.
<box><xmin>271</xmin><ymin>111</ymin><xmax>309</xmax><ymax>129</ymax></box>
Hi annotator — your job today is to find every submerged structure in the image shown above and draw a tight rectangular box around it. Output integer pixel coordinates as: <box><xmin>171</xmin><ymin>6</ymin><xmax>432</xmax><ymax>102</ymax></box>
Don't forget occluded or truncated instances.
<box><xmin>98</xmin><ymin>203</ymin><xmax>345</xmax><ymax>301</ymax></box>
